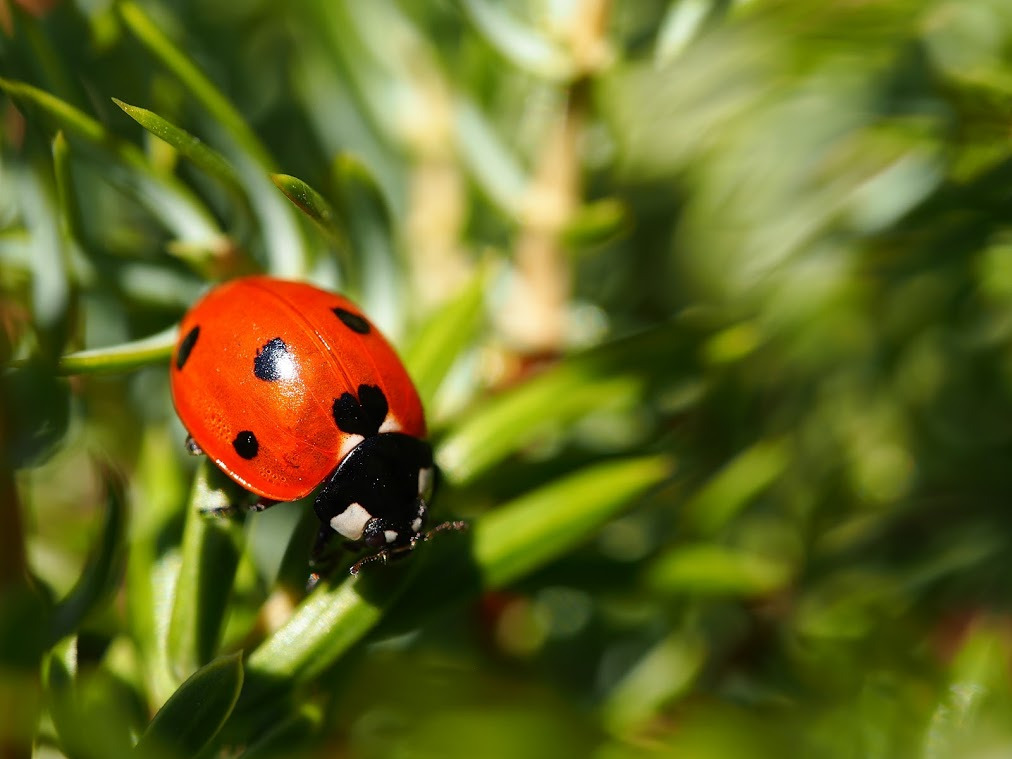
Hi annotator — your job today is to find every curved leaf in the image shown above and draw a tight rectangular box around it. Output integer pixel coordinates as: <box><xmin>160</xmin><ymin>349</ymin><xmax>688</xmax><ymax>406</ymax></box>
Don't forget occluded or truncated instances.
<box><xmin>167</xmin><ymin>461</ymin><xmax>246</xmax><ymax>680</ymax></box>
<box><xmin>119</xmin><ymin>0</ymin><xmax>309</xmax><ymax>278</ymax></box>
<box><xmin>133</xmin><ymin>651</ymin><xmax>244</xmax><ymax>758</ymax></box>
<box><xmin>271</xmin><ymin>173</ymin><xmax>344</xmax><ymax>244</ymax></box>
<box><xmin>54</xmin><ymin>326</ymin><xmax>177</xmax><ymax>375</ymax></box>
<box><xmin>0</xmin><ymin>77</ymin><xmax>220</xmax><ymax>243</ymax></box>
<box><xmin>437</xmin><ymin>323</ymin><xmax>688</xmax><ymax>484</ymax></box>
<box><xmin>50</xmin><ymin>467</ymin><xmax>127</xmax><ymax>642</ymax></box>
<box><xmin>113</xmin><ymin>99</ymin><xmax>242</xmax><ymax>194</ymax></box>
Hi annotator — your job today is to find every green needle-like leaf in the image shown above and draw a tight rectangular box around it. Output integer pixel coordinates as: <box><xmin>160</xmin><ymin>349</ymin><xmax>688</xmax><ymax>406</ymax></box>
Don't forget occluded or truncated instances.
<box><xmin>50</xmin><ymin>468</ymin><xmax>127</xmax><ymax>643</ymax></box>
<box><xmin>403</xmin><ymin>267</ymin><xmax>489</xmax><ymax>409</ymax></box>
<box><xmin>113</xmin><ymin>98</ymin><xmax>243</xmax><ymax>194</ymax></box>
<box><xmin>167</xmin><ymin>462</ymin><xmax>246</xmax><ymax>680</ymax></box>
<box><xmin>271</xmin><ymin>173</ymin><xmax>344</xmax><ymax>244</ymax></box>
<box><xmin>132</xmin><ymin>652</ymin><xmax>244</xmax><ymax>758</ymax></box>
<box><xmin>53</xmin><ymin>325</ymin><xmax>177</xmax><ymax>375</ymax></box>
<box><xmin>119</xmin><ymin>0</ymin><xmax>309</xmax><ymax>277</ymax></box>
<box><xmin>459</xmin><ymin>0</ymin><xmax>577</xmax><ymax>81</ymax></box>
<box><xmin>472</xmin><ymin>455</ymin><xmax>673</xmax><ymax>588</ymax></box>
<box><xmin>437</xmin><ymin>324</ymin><xmax>689</xmax><ymax>484</ymax></box>
<box><xmin>0</xmin><ymin>78</ymin><xmax>220</xmax><ymax>243</ymax></box>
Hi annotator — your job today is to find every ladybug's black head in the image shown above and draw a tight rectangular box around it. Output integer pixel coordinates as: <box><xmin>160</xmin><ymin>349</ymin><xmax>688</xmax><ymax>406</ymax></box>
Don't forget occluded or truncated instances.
<box><xmin>314</xmin><ymin>433</ymin><xmax>435</xmax><ymax>550</ymax></box>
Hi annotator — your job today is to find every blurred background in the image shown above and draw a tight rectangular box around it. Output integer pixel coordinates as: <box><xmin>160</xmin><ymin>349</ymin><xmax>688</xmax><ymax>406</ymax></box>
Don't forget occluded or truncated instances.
<box><xmin>4</xmin><ymin>0</ymin><xmax>1012</xmax><ymax>757</ymax></box>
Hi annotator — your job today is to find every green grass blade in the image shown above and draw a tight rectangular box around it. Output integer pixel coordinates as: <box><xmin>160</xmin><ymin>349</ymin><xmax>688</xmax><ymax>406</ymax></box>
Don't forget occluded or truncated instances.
<box><xmin>50</xmin><ymin>467</ymin><xmax>127</xmax><ymax>643</ymax></box>
<box><xmin>473</xmin><ymin>455</ymin><xmax>674</xmax><ymax>588</ymax></box>
<box><xmin>119</xmin><ymin>0</ymin><xmax>308</xmax><ymax>277</ymax></box>
<box><xmin>453</xmin><ymin>98</ymin><xmax>527</xmax><ymax>217</ymax></box>
<box><xmin>48</xmin><ymin>325</ymin><xmax>177</xmax><ymax>375</ymax></box>
<box><xmin>241</xmin><ymin>563</ymin><xmax>415</xmax><ymax>711</ymax></box>
<box><xmin>271</xmin><ymin>173</ymin><xmax>344</xmax><ymax>244</ymax></box>
<box><xmin>113</xmin><ymin>98</ymin><xmax>242</xmax><ymax>194</ymax></box>
<box><xmin>437</xmin><ymin>324</ymin><xmax>688</xmax><ymax>484</ymax></box>
<box><xmin>0</xmin><ymin>78</ymin><xmax>220</xmax><ymax>244</ymax></box>
<box><xmin>132</xmin><ymin>652</ymin><xmax>244</xmax><ymax>758</ymax></box>
<box><xmin>166</xmin><ymin>462</ymin><xmax>246</xmax><ymax>680</ymax></box>
<box><xmin>331</xmin><ymin>153</ymin><xmax>394</xmax><ymax>298</ymax></box>
<box><xmin>681</xmin><ymin>438</ymin><xmax>789</xmax><ymax>536</ymax></box>
<box><xmin>402</xmin><ymin>267</ymin><xmax>489</xmax><ymax>409</ymax></box>
<box><xmin>236</xmin><ymin>703</ymin><xmax>322</xmax><ymax>759</ymax></box>
<box><xmin>52</xmin><ymin>130</ymin><xmax>86</xmax><ymax>256</ymax></box>
<box><xmin>459</xmin><ymin>0</ymin><xmax>576</xmax><ymax>80</ymax></box>
<box><xmin>646</xmin><ymin>543</ymin><xmax>792</xmax><ymax>597</ymax></box>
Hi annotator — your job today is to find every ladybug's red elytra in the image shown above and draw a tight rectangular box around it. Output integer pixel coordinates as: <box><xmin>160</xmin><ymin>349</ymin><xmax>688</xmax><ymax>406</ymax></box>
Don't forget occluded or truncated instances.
<box><xmin>170</xmin><ymin>275</ymin><xmax>463</xmax><ymax>574</ymax></box>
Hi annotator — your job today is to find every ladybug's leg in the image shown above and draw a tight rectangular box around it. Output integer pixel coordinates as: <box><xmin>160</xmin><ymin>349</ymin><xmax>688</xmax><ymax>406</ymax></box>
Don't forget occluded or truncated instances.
<box><xmin>249</xmin><ymin>497</ymin><xmax>279</xmax><ymax>512</ymax></box>
<box><xmin>307</xmin><ymin>524</ymin><xmax>345</xmax><ymax>590</ymax></box>
<box><xmin>185</xmin><ymin>435</ymin><xmax>204</xmax><ymax>456</ymax></box>
<box><xmin>419</xmin><ymin>520</ymin><xmax>469</xmax><ymax>543</ymax></box>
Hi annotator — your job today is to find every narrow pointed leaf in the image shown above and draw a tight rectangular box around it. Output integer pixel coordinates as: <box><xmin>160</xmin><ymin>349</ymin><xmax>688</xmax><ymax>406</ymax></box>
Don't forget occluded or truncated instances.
<box><xmin>473</xmin><ymin>455</ymin><xmax>674</xmax><ymax>588</ymax></box>
<box><xmin>133</xmin><ymin>652</ymin><xmax>244</xmax><ymax>758</ymax></box>
<box><xmin>437</xmin><ymin>324</ymin><xmax>688</xmax><ymax>484</ymax></box>
<box><xmin>0</xmin><ymin>78</ymin><xmax>220</xmax><ymax>243</ymax></box>
<box><xmin>119</xmin><ymin>0</ymin><xmax>309</xmax><ymax>277</ymax></box>
<box><xmin>271</xmin><ymin>173</ymin><xmax>344</xmax><ymax>243</ymax></box>
<box><xmin>113</xmin><ymin>99</ymin><xmax>242</xmax><ymax>193</ymax></box>
<box><xmin>402</xmin><ymin>268</ymin><xmax>489</xmax><ymax>408</ymax></box>
<box><xmin>459</xmin><ymin>0</ymin><xmax>576</xmax><ymax>80</ymax></box>
<box><xmin>167</xmin><ymin>461</ymin><xmax>245</xmax><ymax>679</ymax></box>
<box><xmin>50</xmin><ymin>467</ymin><xmax>127</xmax><ymax>642</ymax></box>
<box><xmin>53</xmin><ymin>325</ymin><xmax>177</xmax><ymax>375</ymax></box>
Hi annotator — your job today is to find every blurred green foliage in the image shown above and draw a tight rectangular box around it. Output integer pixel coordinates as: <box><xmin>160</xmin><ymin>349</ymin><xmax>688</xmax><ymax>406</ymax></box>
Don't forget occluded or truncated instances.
<box><xmin>4</xmin><ymin>0</ymin><xmax>1012</xmax><ymax>757</ymax></box>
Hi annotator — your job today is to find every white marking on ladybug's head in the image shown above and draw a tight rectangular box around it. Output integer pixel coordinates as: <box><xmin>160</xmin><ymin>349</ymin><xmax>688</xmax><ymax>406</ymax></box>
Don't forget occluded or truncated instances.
<box><xmin>411</xmin><ymin>517</ymin><xmax>423</xmax><ymax>533</ymax></box>
<box><xmin>330</xmin><ymin>502</ymin><xmax>372</xmax><ymax>540</ymax></box>
<box><xmin>336</xmin><ymin>433</ymin><xmax>365</xmax><ymax>462</ymax></box>
<box><xmin>379</xmin><ymin>416</ymin><xmax>402</xmax><ymax>434</ymax></box>
<box><xmin>384</xmin><ymin>529</ymin><xmax>399</xmax><ymax>544</ymax></box>
<box><xmin>418</xmin><ymin>466</ymin><xmax>433</xmax><ymax>498</ymax></box>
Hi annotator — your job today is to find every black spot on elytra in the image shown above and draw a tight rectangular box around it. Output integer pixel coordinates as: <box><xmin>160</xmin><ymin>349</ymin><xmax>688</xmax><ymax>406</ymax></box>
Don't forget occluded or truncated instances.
<box><xmin>332</xmin><ymin>384</ymin><xmax>388</xmax><ymax>437</ymax></box>
<box><xmin>176</xmin><ymin>325</ymin><xmax>200</xmax><ymax>370</ymax></box>
<box><xmin>233</xmin><ymin>430</ymin><xmax>259</xmax><ymax>459</ymax></box>
<box><xmin>254</xmin><ymin>337</ymin><xmax>290</xmax><ymax>381</ymax></box>
<box><xmin>334</xmin><ymin>307</ymin><xmax>370</xmax><ymax>335</ymax></box>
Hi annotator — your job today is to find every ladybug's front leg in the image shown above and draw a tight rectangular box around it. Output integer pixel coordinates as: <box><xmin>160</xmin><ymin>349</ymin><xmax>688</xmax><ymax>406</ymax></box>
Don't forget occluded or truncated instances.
<box><xmin>185</xmin><ymin>435</ymin><xmax>204</xmax><ymax>456</ymax></box>
<box><xmin>307</xmin><ymin>525</ymin><xmax>342</xmax><ymax>590</ymax></box>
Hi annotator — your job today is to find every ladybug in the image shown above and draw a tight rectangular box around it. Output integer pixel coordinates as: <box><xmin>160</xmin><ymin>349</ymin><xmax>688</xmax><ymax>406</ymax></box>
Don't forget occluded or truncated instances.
<box><xmin>170</xmin><ymin>275</ymin><xmax>463</xmax><ymax>575</ymax></box>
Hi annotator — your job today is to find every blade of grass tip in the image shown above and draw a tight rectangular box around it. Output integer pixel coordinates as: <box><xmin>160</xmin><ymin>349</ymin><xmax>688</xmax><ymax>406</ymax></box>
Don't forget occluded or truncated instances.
<box><xmin>167</xmin><ymin>461</ymin><xmax>246</xmax><ymax>680</ymax></box>
<box><xmin>459</xmin><ymin>0</ymin><xmax>577</xmax><ymax>80</ymax></box>
<box><xmin>132</xmin><ymin>652</ymin><xmax>244</xmax><ymax>759</ymax></box>
<box><xmin>52</xmin><ymin>131</ymin><xmax>87</xmax><ymax>262</ymax></box>
<box><xmin>118</xmin><ymin>0</ymin><xmax>309</xmax><ymax>278</ymax></box>
<box><xmin>680</xmin><ymin>438</ymin><xmax>789</xmax><ymax>537</ymax></box>
<box><xmin>331</xmin><ymin>154</ymin><xmax>393</xmax><ymax>306</ymax></box>
<box><xmin>15</xmin><ymin>160</ymin><xmax>71</xmax><ymax>360</ymax></box>
<box><xmin>55</xmin><ymin>325</ymin><xmax>177</xmax><ymax>375</ymax></box>
<box><xmin>271</xmin><ymin>173</ymin><xmax>345</xmax><ymax>245</ymax></box>
<box><xmin>402</xmin><ymin>264</ymin><xmax>489</xmax><ymax>410</ymax></box>
<box><xmin>50</xmin><ymin>465</ymin><xmax>127</xmax><ymax>643</ymax></box>
<box><xmin>113</xmin><ymin>99</ymin><xmax>243</xmax><ymax>196</ymax></box>
<box><xmin>0</xmin><ymin>78</ymin><xmax>221</xmax><ymax>244</ymax></box>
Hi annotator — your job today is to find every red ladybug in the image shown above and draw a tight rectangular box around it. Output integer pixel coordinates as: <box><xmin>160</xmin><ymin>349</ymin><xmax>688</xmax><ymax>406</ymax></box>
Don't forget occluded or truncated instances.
<box><xmin>170</xmin><ymin>276</ymin><xmax>461</xmax><ymax>574</ymax></box>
